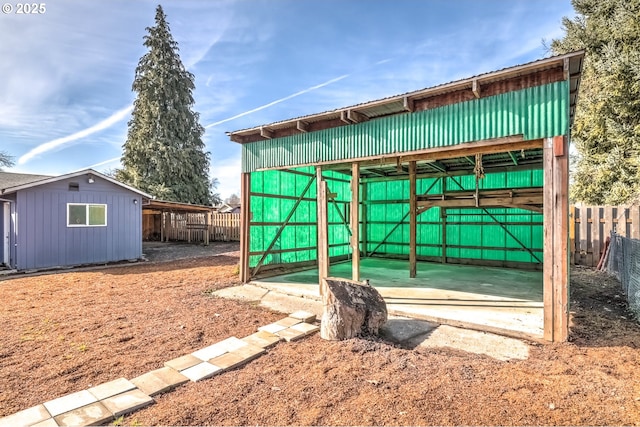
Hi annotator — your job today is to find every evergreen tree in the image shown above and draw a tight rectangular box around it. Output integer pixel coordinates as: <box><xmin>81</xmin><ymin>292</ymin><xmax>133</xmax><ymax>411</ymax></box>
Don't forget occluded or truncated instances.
<box><xmin>118</xmin><ymin>5</ymin><xmax>212</xmax><ymax>205</ymax></box>
<box><xmin>551</xmin><ymin>0</ymin><xmax>640</xmax><ymax>204</ymax></box>
<box><xmin>0</xmin><ymin>151</ymin><xmax>14</xmax><ymax>171</ymax></box>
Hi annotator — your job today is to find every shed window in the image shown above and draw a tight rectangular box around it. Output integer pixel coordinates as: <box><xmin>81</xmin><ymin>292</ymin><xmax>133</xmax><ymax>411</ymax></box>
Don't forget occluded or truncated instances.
<box><xmin>67</xmin><ymin>204</ymin><xmax>107</xmax><ymax>227</ymax></box>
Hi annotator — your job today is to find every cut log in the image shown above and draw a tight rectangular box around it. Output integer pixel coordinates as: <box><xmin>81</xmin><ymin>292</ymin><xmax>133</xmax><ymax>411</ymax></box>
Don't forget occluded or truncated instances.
<box><xmin>320</xmin><ymin>277</ymin><xmax>388</xmax><ymax>341</ymax></box>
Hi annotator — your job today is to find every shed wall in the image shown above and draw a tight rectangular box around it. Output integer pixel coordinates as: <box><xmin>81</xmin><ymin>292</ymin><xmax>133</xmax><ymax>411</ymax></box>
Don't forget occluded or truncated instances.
<box><xmin>366</xmin><ymin>170</ymin><xmax>543</xmax><ymax>265</ymax></box>
<box><xmin>14</xmin><ymin>177</ymin><xmax>143</xmax><ymax>270</ymax></box>
<box><xmin>249</xmin><ymin>167</ymin><xmax>351</xmax><ymax>269</ymax></box>
<box><xmin>248</xmin><ymin>168</ymin><xmax>543</xmax><ymax>271</ymax></box>
<box><xmin>242</xmin><ymin>81</ymin><xmax>568</xmax><ymax>172</ymax></box>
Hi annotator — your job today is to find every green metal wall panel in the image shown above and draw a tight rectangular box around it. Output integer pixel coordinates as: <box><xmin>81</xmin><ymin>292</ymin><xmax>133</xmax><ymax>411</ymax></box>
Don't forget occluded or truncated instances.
<box><xmin>242</xmin><ymin>81</ymin><xmax>568</xmax><ymax>172</ymax></box>
<box><xmin>248</xmin><ymin>167</ymin><xmax>351</xmax><ymax>269</ymax></box>
<box><xmin>363</xmin><ymin>170</ymin><xmax>543</xmax><ymax>264</ymax></box>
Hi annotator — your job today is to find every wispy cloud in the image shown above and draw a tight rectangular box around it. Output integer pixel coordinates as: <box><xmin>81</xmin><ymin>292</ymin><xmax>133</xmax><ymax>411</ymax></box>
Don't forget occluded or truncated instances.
<box><xmin>205</xmin><ymin>74</ymin><xmax>351</xmax><ymax>129</ymax></box>
<box><xmin>18</xmin><ymin>106</ymin><xmax>132</xmax><ymax>165</ymax></box>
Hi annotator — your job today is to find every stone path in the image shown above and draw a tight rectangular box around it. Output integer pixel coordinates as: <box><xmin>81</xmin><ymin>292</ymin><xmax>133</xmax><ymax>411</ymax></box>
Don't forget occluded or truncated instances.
<box><xmin>0</xmin><ymin>311</ymin><xmax>319</xmax><ymax>427</ymax></box>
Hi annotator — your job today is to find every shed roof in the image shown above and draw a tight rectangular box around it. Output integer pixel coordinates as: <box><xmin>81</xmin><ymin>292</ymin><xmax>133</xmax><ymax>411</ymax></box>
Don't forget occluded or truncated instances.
<box><xmin>0</xmin><ymin>169</ymin><xmax>152</xmax><ymax>198</ymax></box>
<box><xmin>229</xmin><ymin>51</ymin><xmax>584</xmax><ymax>144</ymax></box>
<box><xmin>142</xmin><ymin>199</ymin><xmax>215</xmax><ymax>213</ymax></box>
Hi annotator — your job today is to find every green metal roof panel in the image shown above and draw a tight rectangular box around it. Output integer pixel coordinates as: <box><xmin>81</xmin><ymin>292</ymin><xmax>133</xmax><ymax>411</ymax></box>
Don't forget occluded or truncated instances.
<box><xmin>242</xmin><ymin>81</ymin><xmax>568</xmax><ymax>172</ymax></box>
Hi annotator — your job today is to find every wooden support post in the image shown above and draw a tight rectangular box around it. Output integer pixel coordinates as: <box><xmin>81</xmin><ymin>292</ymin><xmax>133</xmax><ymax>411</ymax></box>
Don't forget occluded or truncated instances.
<box><xmin>204</xmin><ymin>212</ymin><xmax>210</xmax><ymax>246</ymax></box>
<box><xmin>361</xmin><ymin>181</ymin><xmax>368</xmax><ymax>256</ymax></box>
<box><xmin>351</xmin><ymin>163</ymin><xmax>360</xmax><ymax>282</ymax></box>
<box><xmin>569</xmin><ymin>205</ymin><xmax>575</xmax><ymax>263</ymax></box>
<box><xmin>239</xmin><ymin>172</ymin><xmax>251</xmax><ymax>283</ymax></box>
<box><xmin>409</xmin><ymin>161</ymin><xmax>417</xmax><ymax>278</ymax></box>
<box><xmin>442</xmin><ymin>177</ymin><xmax>447</xmax><ymax>264</ymax></box>
<box><xmin>543</xmin><ymin>137</ymin><xmax>555</xmax><ymax>341</ymax></box>
<box><xmin>442</xmin><ymin>208</ymin><xmax>447</xmax><ymax>264</ymax></box>
<box><xmin>317</xmin><ymin>167</ymin><xmax>330</xmax><ymax>296</ymax></box>
<box><xmin>553</xmin><ymin>135</ymin><xmax>569</xmax><ymax>342</ymax></box>
<box><xmin>543</xmin><ymin>135</ymin><xmax>570</xmax><ymax>342</ymax></box>
<box><xmin>160</xmin><ymin>211</ymin><xmax>165</xmax><ymax>242</ymax></box>
<box><xmin>591</xmin><ymin>208</ymin><xmax>601</xmax><ymax>268</ymax></box>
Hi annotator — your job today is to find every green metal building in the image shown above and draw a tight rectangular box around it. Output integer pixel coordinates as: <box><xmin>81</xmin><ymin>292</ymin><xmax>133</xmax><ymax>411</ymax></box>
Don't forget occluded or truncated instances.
<box><xmin>230</xmin><ymin>51</ymin><xmax>584</xmax><ymax>342</ymax></box>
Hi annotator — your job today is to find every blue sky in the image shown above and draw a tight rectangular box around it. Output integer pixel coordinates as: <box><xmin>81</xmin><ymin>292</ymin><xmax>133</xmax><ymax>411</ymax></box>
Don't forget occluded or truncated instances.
<box><xmin>0</xmin><ymin>0</ymin><xmax>574</xmax><ymax>200</ymax></box>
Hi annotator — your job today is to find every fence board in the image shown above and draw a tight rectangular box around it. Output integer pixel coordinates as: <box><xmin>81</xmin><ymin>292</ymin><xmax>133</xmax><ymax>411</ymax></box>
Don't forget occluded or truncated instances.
<box><xmin>146</xmin><ymin>212</ymin><xmax>240</xmax><ymax>243</ymax></box>
<box><xmin>572</xmin><ymin>205</ymin><xmax>640</xmax><ymax>267</ymax></box>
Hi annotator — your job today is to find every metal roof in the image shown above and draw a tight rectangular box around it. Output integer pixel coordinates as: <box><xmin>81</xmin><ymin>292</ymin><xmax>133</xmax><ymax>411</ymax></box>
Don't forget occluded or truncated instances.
<box><xmin>229</xmin><ymin>51</ymin><xmax>584</xmax><ymax>144</ymax></box>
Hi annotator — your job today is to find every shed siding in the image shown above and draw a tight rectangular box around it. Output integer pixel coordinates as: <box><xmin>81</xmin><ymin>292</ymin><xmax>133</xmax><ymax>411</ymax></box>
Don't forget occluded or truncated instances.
<box><xmin>15</xmin><ymin>177</ymin><xmax>142</xmax><ymax>270</ymax></box>
<box><xmin>242</xmin><ymin>81</ymin><xmax>568</xmax><ymax>172</ymax></box>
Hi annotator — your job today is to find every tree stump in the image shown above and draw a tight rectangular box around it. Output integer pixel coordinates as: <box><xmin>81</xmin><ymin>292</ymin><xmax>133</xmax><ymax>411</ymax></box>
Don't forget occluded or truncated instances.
<box><xmin>320</xmin><ymin>277</ymin><xmax>388</xmax><ymax>340</ymax></box>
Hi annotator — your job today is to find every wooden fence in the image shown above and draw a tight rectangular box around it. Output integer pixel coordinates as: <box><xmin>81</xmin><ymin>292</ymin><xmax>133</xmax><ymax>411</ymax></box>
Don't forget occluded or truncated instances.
<box><xmin>146</xmin><ymin>212</ymin><xmax>240</xmax><ymax>243</ymax></box>
<box><xmin>571</xmin><ymin>205</ymin><xmax>640</xmax><ymax>267</ymax></box>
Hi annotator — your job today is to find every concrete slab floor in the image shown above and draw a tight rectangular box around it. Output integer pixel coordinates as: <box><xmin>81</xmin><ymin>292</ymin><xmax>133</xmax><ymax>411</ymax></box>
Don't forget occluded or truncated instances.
<box><xmin>253</xmin><ymin>258</ymin><xmax>544</xmax><ymax>339</ymax></box>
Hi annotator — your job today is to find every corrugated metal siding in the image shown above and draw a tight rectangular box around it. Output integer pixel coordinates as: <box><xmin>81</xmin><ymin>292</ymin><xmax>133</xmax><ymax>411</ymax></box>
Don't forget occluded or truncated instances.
<box><xmin>242</xmin><ymin>81</ymin><xmax>568</xmax><ymax>172</ymax></box>
<box><xmin>14</xmin><ymin>177</ymin><xmax>143</xmax><ymax>270</ymax></box>
<box><xmin>248</xmin><ymin>167</ymin><xmax>351</xmax><ymax>268</ymax></box>
<box><xmin>363</xmin><ymin>170</ymin><xmax>543</xmax><ymax>264</ymax></box>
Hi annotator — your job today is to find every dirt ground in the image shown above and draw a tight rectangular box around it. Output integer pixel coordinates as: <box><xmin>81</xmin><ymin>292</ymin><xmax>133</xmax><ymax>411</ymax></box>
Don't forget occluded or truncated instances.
<box><xmin>1</xmin><ymin>243</ymin><xmax>640</xmax><ymax>425</ymax></box>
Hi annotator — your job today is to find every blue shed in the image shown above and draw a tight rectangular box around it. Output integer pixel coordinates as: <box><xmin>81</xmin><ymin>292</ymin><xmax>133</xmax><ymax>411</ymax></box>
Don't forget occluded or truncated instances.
<box><xmin>0</xmin><ymin>169</ymin><xmax>151</xmax><ymax>271</ymax></box>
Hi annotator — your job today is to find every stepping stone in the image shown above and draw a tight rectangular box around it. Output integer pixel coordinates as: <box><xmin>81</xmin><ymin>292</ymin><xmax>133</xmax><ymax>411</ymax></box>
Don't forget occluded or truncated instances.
<box><xmin>130</xmin><ymin>367</ymin><xmax>188</xmax><ymax>397</ymax></box>
<box><xmin>290</xmin><ymin>310</ymin><xmax>317</xmax><ymax>323</ymax></box>
<box><xmin>165</xmin><ymin>354</ymin><xmax>202</xmax><ymax>371</ymax></box>
<box><xmin>44</xmin><ymin>389</ymin><xmax>98</xmax><ymax>417</ymax></box>
<box><xmin>150</xmin><ymin>366</ymin><xmax>189</xmax><ymax>389</ymax></box>
<box><xmin>216</xmin><ymin>336</ymin><xmax>250</xmax><ymax>352</ymax></box>
<box><xmin>258</xmin><ymin>323</ymin><xmax>288</xmax><ymax>334</ymax></box>
<box><xmin>88</xmin><ymin>377</ymin><xmax>136</xmax><ymax>401</ymax></box>
<box><xmin>181</xmin><ymin>362</ymin><xmax>222</xmax><ymax>382</ymax></box>
<box><xmin>209</xmin><ymin>352</ymin><xmax>248</xmax><ymax>371</ymax></box>
<box><xmin>192</xmin><ymin>343</ymin><xmax>229</xmax><ymax>362</ymax></box>
<box><xmin>192</xmin><ymin>337</ymin><xmax>246</xmax><ymax>361</ymax></box>
<box><xmin>275</xmin><ymin>327</ymin><xmax>308</xmax><ymax>342</ymax></box>
<box><xmin>0</xmin><ymin>404</ymin><xmax>50</xmax><ymax>427</ymax></box>
<box><xmin>101</xmin><ymin>389</ymin><xmax>154</xmax><ymax>417</ymax></box>
<box><xmin>290</xmin><ymin>322</ymin><xmax>320</xmax><ymax>336</ymax></box>
<box><xmin>276</xmin><ymin>317</ymin><xmax>302</xmax><ymax>327</ymax></box>
<box><xmin>242</xmin><ymin>331</ymin><xmax>282</xmax><ymax>349</ymax></box>
<box><xmin>53</xmin><ymin>402</ymin><xmax>112</xmax><ymax>427</ymax></box>
<box><xmin>230</xmin><ymin>342</ymin><xmax>266</xmax><ymax>362</ymax></box>
<box><xmin>32</xmin><ymin>418</ymin><xmax>57</xmax><ymax>427</ymax></box>
<box><xmin>131</xmin><ymin>371</ymin><xmax>173</xmax><ymax>397</ymax></box>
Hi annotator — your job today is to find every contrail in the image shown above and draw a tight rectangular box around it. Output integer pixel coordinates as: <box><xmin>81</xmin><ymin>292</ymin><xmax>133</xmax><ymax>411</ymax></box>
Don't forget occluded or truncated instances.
<box><xmin>80</xmin><ymin>156</ymin><xmax>121</xmax><ymax>171</ymax></box>
<box><xmin>18</xmin><ymin>105</ymin><xmax>133</xmax><ymax>165</ymax></box>
<box><xmin>205</xmin><ymin>74</ymin><xmax>351</xmax><ymax>129</ymax></box>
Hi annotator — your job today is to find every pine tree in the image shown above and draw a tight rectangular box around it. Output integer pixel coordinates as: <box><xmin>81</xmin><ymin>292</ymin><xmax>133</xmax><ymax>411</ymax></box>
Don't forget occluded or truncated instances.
<box><xmin>118</xmin><ymin>5</ymin><xmax>212</xmax><ymax>205</ymax></box>
<box><xmin>551</xmin><ymin>0</ymin><xmax>640</xmax><ymax>204</ymax></box>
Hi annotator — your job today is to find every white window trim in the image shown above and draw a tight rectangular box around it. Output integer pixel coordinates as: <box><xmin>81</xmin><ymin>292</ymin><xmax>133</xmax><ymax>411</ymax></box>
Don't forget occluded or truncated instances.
<box><xmin>67</xmin><ymin>203</ymin><xmax>108</xmax><ymax>227</ymax></box>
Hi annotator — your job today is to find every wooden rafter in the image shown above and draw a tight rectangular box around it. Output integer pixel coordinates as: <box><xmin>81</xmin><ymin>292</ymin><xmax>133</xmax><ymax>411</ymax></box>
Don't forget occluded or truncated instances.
<box><xmin>296</xmin><ymin>121</ymin><xmax>309</xmax><ymax>133</ymax></box>
<box><xmin>472</xmin><ymin>79</ymin><xmax>481</xmax><ymax>98</ymax></box>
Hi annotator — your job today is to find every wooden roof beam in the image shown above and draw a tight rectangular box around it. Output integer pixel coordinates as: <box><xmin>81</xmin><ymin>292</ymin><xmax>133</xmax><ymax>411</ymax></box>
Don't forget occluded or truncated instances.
<box><xmin>296</xmin><ymin>120</ymin><xmax>309</xmax><ymax>133</ymax></box>
<box><xmin>403</xmin><ymin>96</ymin><xmax>415</xmax><ymax>112</ymax></box>
<box><xmin>472</xmin><ymin>79</ymin><xmax>481</xmax><ymax>98</ymax></box>
<box><xmin>260</xmin><ymin>126</ymin><xmax>274</xmax><ymax>139</ymax></box>
<box><xmin>508</xmin><ymin>151</ymin><xmax>519</xmax><ymax>166</ymax></box>
<box><xmin>349</xmin><ymin>109</ymin><xmax>368</xmax><ymax>123</ymax></box>
<box><xmin>427</xmin><ymin>160</ymin><xmax>448</xmax><ymax>173</ymax></box>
